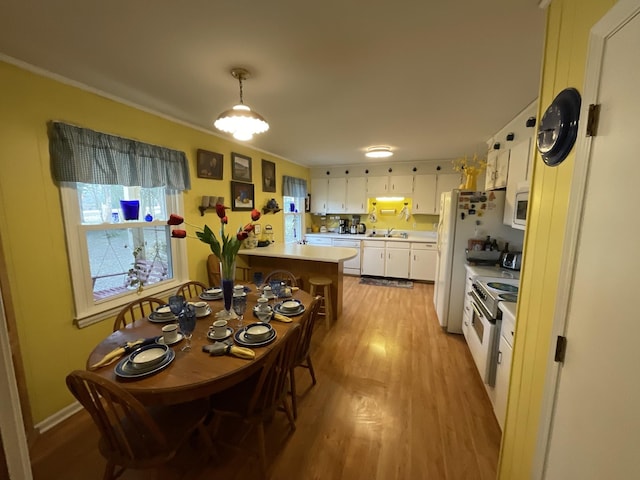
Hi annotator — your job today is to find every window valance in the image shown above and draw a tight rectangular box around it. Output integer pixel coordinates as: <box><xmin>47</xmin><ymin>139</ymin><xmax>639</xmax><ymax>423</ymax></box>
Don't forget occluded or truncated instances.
<box><xmin>48</xmin><ymin>122</ymin><xmax>191</xmax><ymax>191</ymax></box>
<box><xmin>282</xmin><ymin>176</ymin><xmax>307</xmax><ymax>197</ymax></box>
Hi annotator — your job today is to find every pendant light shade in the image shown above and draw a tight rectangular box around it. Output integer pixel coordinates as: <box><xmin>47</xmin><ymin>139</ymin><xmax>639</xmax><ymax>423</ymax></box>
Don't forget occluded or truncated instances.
<box><xmin>214</xmin><ymin>68</ymin><xmax>269</xmax><ymax>141</ymax></box>
<box><xmin>365</xmin><ymin>146</ymin><xmax>393</xmax><ymax>158</ymax></box>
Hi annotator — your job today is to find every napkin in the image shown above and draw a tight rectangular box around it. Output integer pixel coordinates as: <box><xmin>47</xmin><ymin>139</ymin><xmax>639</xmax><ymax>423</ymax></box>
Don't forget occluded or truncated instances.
<box><xmin>89</xmin><ymin>337</ymin><xmax>157</xmax><ymax>370</ymax></box>
<box><xmin>272</xmin><ymin>313</ymin><xmax>293</xmax><ymax>323</ymax></box>
<box><xmin>202</xmin><ymin>342</ymin><xmax>255</xmax><ymax>360</ymax></box>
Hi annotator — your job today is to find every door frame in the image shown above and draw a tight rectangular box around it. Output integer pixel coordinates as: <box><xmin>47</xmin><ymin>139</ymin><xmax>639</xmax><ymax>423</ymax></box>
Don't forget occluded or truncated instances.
<box><xmin>532</xmin><ymin>1</ymin><xmax>640</xmax><ymax>477</ymax></box>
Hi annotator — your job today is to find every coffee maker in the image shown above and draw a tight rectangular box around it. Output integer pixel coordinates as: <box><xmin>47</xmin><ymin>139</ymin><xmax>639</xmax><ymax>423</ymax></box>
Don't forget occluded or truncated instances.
<box><xmin>338</xmin><ymin>219</ymin><xmax>348</xmax><ymax>234</ymax></box>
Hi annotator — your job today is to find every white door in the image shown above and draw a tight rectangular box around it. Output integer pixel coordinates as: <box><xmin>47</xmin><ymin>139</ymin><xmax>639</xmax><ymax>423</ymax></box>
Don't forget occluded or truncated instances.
<box><xmin>538</xmin><ymin>3</ymin><xmax>640</xmax><ymax>478</ymax></box>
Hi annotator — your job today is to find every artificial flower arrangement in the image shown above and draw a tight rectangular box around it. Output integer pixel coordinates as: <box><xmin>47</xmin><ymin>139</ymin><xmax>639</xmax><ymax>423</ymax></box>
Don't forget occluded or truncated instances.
<box><xmin>168</xmin><ymin>204</ymin><xmax>261</xmax><ymax>280</ymax></box>
<box><xmin>452</xmin><ymin>153</ymin><xmax>487</xmax><ymax>190</ymax></box>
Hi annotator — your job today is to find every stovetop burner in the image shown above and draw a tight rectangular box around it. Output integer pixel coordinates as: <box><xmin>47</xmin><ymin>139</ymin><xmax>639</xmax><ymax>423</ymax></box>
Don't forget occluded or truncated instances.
<box><xmin>486</xmin><ymin>282</ymin><xmax>519</xmax><ymax>293</ymax></box>
<box><xmin>498</xmin><ymin>293</ymin><xmax>518</xmax><ymax>302</ymax></box>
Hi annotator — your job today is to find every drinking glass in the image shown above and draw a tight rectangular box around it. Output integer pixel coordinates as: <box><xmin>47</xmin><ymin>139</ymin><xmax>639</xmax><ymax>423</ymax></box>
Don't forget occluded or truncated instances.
<box><xmin>168</xmin><ymin>295</ymin><xmax>185</xmax><ymax>316</ymax></box>
<box><xmin>269</xmin><ymin>280</ymin><xmax>282</xmax><ymax>306</ymax></box>
<box><xmin>253</xmin><ymin>271</ymin><xmax>264</xmax><ymax>290</ymax></box>
<box><xmin>232</xmin><ymin>294</ymin><xmax>247</xmax><ymax>328</ymax></box>
<box><xmin>178</xmin><ymin>305</ymin><xmax>197</xmax><ymax>351</ymax></box>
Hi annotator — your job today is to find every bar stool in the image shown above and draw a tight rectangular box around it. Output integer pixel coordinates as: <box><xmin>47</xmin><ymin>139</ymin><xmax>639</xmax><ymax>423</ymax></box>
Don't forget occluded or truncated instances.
<box><xmin>308</xmin><ymin>277</ymin><xmax>333</xmax><ymax>329</ymax></box>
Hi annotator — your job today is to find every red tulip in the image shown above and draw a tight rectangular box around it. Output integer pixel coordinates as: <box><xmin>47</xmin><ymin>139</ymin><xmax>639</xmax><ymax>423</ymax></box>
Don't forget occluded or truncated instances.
<box><xmin>171</xmin><ymin>229</ymin><xmax>187</xmax><ymax>238</ymax></box>
<box><xmin>237</xmin><ymin>231</ymin><xmax>249</xmax><ymax>241</ymax></box>
<box><xmin>215</xmin><ymin>204</ymin><xmax>227</xmax><ymax>219</ymax></box>
<box><xmin>221</xmin><ymin>216</ymin><xmax>228</xmax><ymax>224</ymax></box>
<box><xmin>251</xmin><ymin>209</ymin><xmax>261</xmax><ymax>221</ymax></box>
<box><xmin>243</xmin><ymin>223</ymin><xmax>255</xmax><ymax>233</ymax></box>
<box><xmin>168</xmin><ymin>214</ymin><xmax>184</xmax><ymax>225</ymax></box>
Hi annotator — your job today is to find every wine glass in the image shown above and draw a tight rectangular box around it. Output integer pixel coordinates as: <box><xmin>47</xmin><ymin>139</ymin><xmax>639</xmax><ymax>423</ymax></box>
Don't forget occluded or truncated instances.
<box><xmin>178</xmin><ymin>305</ymin><xmax>196</xmax><ymax>351</ymax></box>
<box><xmin>253</xmin><ymin>271</ymin><xmax>264</xmax><ymax>291</ymax></box>
<box><xmin>168</xmin><ymin>295</ymin><xmax>185</xmax><ymax>317</ymax></box>
<box><xmin>232</xmin><ymin>294</ymin><xmax>247</xmax><ymax>329</ymax></box>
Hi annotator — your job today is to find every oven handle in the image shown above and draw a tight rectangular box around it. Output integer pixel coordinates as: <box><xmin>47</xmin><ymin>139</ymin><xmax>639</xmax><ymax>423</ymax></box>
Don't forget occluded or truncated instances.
<box><xmin>471</xmin><ymin>301</ymin><xmax>484</xmax><ymax>322</ymax></box>
<box><xmin>470</xmin><ymin>289</ymin><xmax>493</xmax><ymax>320</ymax></box>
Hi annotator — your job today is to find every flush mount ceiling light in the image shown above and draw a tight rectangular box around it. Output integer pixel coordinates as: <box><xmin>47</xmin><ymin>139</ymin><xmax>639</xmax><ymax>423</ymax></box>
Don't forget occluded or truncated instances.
<box><xmin>214</xmin><ymin>67</ymin><xmax>269</xmax><ymax>141</ymax></box>
<box><xmin>365</xmin><ymin>146</ymin><xmax>393</xmax><ymax>158</ymax></box>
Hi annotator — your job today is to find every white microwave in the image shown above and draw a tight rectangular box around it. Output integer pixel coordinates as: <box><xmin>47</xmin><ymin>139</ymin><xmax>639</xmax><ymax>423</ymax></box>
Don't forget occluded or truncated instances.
<box><xmin>513</xmin><ymin>183</ymin><xmax>529</xmax><ymax>229</ymax></box>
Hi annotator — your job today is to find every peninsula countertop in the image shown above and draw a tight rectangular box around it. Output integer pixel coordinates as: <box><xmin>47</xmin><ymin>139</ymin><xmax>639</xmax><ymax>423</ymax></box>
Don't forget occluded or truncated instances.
<box><xmin>238</xmin><ymin>243</ymin><xmax>358</xmax><ymax>263</ymax></box>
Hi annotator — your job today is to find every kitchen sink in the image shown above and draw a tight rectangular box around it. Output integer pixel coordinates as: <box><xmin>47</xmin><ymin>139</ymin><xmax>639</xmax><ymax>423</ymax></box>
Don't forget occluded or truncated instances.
<box><xmin>367</xmin><ymin>232</ymin><xmax>409</xmax><ymax>239</ymax></box>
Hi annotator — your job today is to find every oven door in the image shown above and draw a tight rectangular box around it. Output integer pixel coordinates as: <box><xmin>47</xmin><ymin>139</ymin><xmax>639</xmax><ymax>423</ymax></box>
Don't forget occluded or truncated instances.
<box><xmin>468</xmin><ymin>292</ymin><xmax>498</xmax><ymax>385</ymax></box>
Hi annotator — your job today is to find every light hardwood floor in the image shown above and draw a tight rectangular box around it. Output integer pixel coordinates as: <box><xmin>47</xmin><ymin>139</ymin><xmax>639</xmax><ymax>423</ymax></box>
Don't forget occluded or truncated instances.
<box><xmin>30</xmin><ymin>276</ymin><xmax>501</xmax><ymax>480</ymax></box>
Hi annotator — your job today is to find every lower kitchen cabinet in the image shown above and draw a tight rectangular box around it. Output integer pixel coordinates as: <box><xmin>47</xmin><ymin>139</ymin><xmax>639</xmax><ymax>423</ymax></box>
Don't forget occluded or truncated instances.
<box><xmin>332</xmin><ymin>238</ymin><xmax>361</xmax><ymax>275</ymax></box>
<box><xmin>494</xmin><ymin>334</ymin><xmax>512</xmax><ymax>430</ymax></box>
<box><xmin>384</xmin><ymin>242</ymin><xmax>410</xmax><ymax>279</ymax></box>
<box><xmin>361</xmin><ymin>241</ymin><xmax>385</xmax><ymax>276</ymax></box>
<box><xmin>409</xmin><ymin>242</ymin><xmax>436</xmax><ymax>281</ymax></box>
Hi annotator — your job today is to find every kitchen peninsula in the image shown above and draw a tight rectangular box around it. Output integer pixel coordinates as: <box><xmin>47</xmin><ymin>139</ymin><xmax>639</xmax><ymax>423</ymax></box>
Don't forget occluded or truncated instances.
<box><xmin>238</xmin><ymin>243</ymin><xmax>358</xmax><ymax>318</ymax></box>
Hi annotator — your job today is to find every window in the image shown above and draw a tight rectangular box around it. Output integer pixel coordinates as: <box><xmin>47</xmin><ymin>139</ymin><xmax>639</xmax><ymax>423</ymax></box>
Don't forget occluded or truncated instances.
<box><xmin>283</xmin><ymin>196</ymin><xmax>304</xmax><ymax>244</ymax></box>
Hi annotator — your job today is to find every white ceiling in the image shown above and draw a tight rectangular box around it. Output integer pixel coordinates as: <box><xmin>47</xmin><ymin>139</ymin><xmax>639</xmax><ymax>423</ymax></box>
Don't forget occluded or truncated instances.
<box><xmin>0</xmin><ymin>0</ymin><xmax>545</xmax><ymax>167</ymax></box>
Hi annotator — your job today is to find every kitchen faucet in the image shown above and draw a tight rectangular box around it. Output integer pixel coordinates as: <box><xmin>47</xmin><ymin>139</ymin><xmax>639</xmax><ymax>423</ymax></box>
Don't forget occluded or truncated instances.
<box><xmin>386</xmin><ymin>228</ymin><xmax>394</xmax><ymax>237</ymax></box>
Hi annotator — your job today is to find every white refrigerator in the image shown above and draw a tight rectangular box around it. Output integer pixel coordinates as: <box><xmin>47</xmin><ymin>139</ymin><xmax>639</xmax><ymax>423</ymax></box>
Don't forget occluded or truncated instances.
<box><xmin>433</xmin><ymin>190</ymin><xmax>523</xmax><ymax>333</ymax></box>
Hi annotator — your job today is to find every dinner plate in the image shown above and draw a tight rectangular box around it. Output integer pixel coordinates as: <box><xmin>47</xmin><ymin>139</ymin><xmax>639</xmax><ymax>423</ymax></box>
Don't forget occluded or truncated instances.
<box><xmin>148</xmin><ymin>312</ymin><xmax>178</xmax><ymax>323</ymax></box>
<box><xmin>273</xmin><ymin>302</ymin><xmax>305</xmax><ymax>317</ymax></box>
<box><xmin>199</xmin><ymin>292</ymin><xmax>223</xmax><ymax>301</ymax></box>
<box><xmin>155</xmin><ymin>333</ymin><xmax>184</xmax><ymax>346</ymax></box>
<box><xmin>196</xmin><ymin>306</ymin><xmax>212</xmax><ymax>318</ymax></box>
<box><xmin>233</xmin><ymin>327</ymin><xmax>277</xmax><ymax>348</ymax></box>
<box><xmin>206</xmin><ymin>327</ymin><xmax>234</xmax><ymax>342</ymax></box>
<box><xmin>115</xmin><ymin>349</ymin><xmax>175</xmax><ymax>379</ymax></box>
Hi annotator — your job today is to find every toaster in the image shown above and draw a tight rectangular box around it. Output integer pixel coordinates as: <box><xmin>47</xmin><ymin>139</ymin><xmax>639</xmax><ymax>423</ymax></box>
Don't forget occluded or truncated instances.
<box><xmin>502</xmin><ymin>252</ymin><xmax>523</xmax><ymax>271</ymax></box>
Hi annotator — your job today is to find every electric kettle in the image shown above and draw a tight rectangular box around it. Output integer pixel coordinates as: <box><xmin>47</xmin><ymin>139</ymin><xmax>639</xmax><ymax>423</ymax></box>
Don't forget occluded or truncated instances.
<box><xmin>357</xmin><ymin>223</ymin><xmax>366</xmax><ymax>234</ymax></box>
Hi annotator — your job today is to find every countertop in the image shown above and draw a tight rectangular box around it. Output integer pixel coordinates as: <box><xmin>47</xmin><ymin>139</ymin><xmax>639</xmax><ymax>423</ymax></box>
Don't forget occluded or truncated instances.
<box><xmin>465</xmin><ymin>264</ymin><xmax>520</xmax><ymax>280</ymax></box>
<box><xmin>499</xmin><ymin>301</ymin><xmax>517</xmax><ymax>320</ymax></box>
<box><xmin>238</xmin><ymin>243</ymin><xmax>358</xmax><ymax>263</ymax></box>
<box><xmin>305</xmin><ymin>231</ymin><xmax>437</xmax><ymax>243</ymax></box>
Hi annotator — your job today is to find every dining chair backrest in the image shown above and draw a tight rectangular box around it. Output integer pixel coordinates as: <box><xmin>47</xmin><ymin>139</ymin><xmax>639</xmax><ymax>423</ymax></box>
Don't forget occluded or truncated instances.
<box><xmin>113</xmin><ymin>296</ymin><xmax>165</xmax><ymax>331</ymax></box>
<box><xmin>175</xmin><ymin>280</ymin><xmax>207</xmax><ymax>299</ymax></box>
<box><xmin>263</xmin><ymin>269</ymin><xmax>298</xmax><ymax>287</ymax></box>
<box><xmin>207</xmin><ymin>254</ymin><xmax>221</xmax><ymax>287</ymax></box>
<box><xmin>247</xmin><ymin>324</ymin><xmax>301</xmax><ymax>416</ymax></box>
<box><xmin>295</xmin><ymin>296</ymin><xmax>322</xmax><ymax>365</ymax></box>
<box><xmin>65</xmin><ymin>370</ymin><xmax>170</xmax><ymax>466</ymax></box>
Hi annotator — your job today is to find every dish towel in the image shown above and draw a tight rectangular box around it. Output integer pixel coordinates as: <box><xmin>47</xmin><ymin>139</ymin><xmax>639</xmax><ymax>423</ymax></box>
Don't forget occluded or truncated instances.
<box><xmin>399</xmin><ymin>204</ymin><xmax>411</xmax><ymax>222</ymax></box>
<box><xmin>89</xmin><ymin>337</ymin><xmax>157</xmax><ymax>370</ymax></box>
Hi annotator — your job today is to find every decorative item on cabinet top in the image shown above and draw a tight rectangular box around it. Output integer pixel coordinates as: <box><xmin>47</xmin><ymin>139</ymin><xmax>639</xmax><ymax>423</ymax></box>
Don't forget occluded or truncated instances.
<box><xmin>452</xmin><ymin>154</ymin><xmax>487</xmax><ymax>191</ymax></box>
<box><xmin>262</xmin><ymin>198</ymin><xmax>281</xmax><ymax>214</ymax></box>
<box><xmin>199</xmin><ymin>196</ymin><xmax>225</xmax><ymax>216</ymax></box>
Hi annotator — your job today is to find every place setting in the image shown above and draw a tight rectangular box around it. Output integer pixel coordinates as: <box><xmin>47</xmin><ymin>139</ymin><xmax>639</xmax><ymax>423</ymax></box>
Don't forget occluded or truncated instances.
<box><xmin>188</xmin><ymin>300</ymin><xmax>212</xmax><ymax>318</ymax></box>
<box><xmin>233</xmin><ymin>322</ymin><xmax>277</xmax><ymax>348</ymax></box>
<box><xmin>147</xmin><ymin>305</ymin><xmax>178</xmax><ymax>323</ymax></box>
<box><xmin>273</xmin><ymin>299</ymin><xmax>305</xmax><ymax>317</ymax></box>
<box><xmin>199</xmin><ymin>287</ymin><xmax>223</xmax><ymax>301</ymax></box>
<box><xmin>207</xmin><ymin>319</ymin><xmax>234</xmax><ymax>342</ymax></box>
<box><xmin>114</xmin><ymin>343</ymin><xmax>176</xmax><ymax>379</ymax></box>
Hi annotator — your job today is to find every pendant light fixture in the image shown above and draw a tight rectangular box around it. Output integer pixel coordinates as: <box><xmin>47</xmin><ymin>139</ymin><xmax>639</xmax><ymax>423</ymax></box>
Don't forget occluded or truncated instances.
<box><xmin>214</xmin><ymin>67</ymin><xmax>269</xmax><ymax>141</ymax></box>
<box><xmin>365</xmin><ymin>146</ymin><xmax>393</xmax><ymax>158</ymax></box>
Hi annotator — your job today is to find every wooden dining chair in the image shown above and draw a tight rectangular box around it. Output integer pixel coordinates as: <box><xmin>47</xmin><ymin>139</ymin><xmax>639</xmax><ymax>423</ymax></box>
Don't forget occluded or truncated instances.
<box><xmin>112</xmin><ymin>296</ymin><xmax>165</xmax><ymax>331</ymax></box>
<box><xmin>208</xmin><ymin>324</ymin><xmax>302</xmax><ymax>477</ymax></box>
<box><xmin>65</xmin><ymin>370</ymin><xmax>214</xmax><ymax>480</ymax></box>
<box><xmin>175</xmin><ymin>280</ymin><xmax>207</xmax><ymax>299</ymax></box>
<box><xmin>207</xmin><ymin>254</ymin><xmax>221</xmax><ymax>287</ymax></box>
<box><xmin>263</xmin><ymin>269</ymin><xmax>298</xmax><ymax>287</ymax></box>
<box><xmin>289</xmin><ymin>295</ymin><xmax>322</xmax><ymax>419</ymax></box>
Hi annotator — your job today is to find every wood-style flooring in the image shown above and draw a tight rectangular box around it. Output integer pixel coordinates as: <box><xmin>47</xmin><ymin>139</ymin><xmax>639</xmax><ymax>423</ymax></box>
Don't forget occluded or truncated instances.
<box><xmin>30</xmin><ymin>276</ymin><xmax>501</xmax><ymax>480</ymax></box>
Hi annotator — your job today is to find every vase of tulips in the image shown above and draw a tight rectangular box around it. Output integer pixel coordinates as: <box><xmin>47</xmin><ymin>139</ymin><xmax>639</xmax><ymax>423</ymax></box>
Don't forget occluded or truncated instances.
<box><xmin>168</xmin><ymin>205</ymin><xmax>261</xmax><ymax>313</ymax></box>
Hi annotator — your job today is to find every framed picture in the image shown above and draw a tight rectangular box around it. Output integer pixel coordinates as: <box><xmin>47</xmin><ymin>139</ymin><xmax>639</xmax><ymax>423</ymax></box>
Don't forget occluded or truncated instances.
<box><xmin>231</xmin><ymin>181</ymin><xmax>255</xmax><ymax>211</ymax></box>
<box><xmin>305</xmin><ymin>193</ymin><xmax>311</xmax><ymax>212</ymax></box>
<box><xmin>231</xmin><ymin>152</ymin><xmax>252</xmax><ymax>182</ymax></box>
<box><xmin>196</xmin><ymin>149</ymin><xmax>223</xmax><ymax>180</ymax></box>
<box><xmin>261</xmin><ymin>159</ymin><xmax>276</xmax><ymax>192</ymax></box>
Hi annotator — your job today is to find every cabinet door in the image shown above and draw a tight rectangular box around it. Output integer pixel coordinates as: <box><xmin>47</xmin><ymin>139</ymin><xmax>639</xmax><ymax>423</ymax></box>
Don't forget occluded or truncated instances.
<box><xmin>503</xmin><ymin>138</ymin><xmax>531</xmax><ymax>226</ymax></box>
<box><xmin>385</xmin><ymin>248</ymin><xmax>410</xmax><ymax>278</ymax></box>
<box><xmin>366</xmin><ymin>176</ymin><xmax>389</xmax><ymax>195</ymax></box>
<box><xmin>327</xmin><ymin>178</ymin><xmax>346</xmax><ymax>213</ymax></box>
<box><xmin>409</xmin><ymin>245</ymin><xmax>437</xmax><ymax>280</ymax></box>
<box><xmin>389</xmin><ymin>175</ymin><xmax>414</xmax><ymax>195</ymax></box>
<box><xmin>493</xmin><ymin>335</ymin><xmax>513</xmax><ymax>430</ymax></box>
<box><xmin>361</xmin><ymin>246</ymin><xmax>385</xmax><ymax>276</ymax></box>
<box><xmin>485</xmin><ymin>150</ymin><xmax>499</xmax><ymax>190</ymax></box>
<box><xmin>436</xmin><ymin>173</ymin><xmax>462</xmax><ymax>198</ymax></box>
<box><xmin>494</xmin><ymin>149</ymin><xmax>510</xmax><ymax>189</ymax></box>
<box><xmin>413</xmin><ymin>175</ymin><xmax>437</xmax><ymax>213</ymax></box>
<box><xmin>310</xmin><ymin>178</ymin><xmax>328</xmax><ymax>214</ymax></box>
<box><xmin>345</xmin><ymin>177</ymin><xmax>367</xmax><ymax>213</ymax></box>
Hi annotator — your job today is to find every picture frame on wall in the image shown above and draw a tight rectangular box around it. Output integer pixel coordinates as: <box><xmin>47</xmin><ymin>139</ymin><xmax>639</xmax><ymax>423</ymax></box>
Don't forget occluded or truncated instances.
<box><xmin>231</xmin><ymin>152</ymin><xmax>252</xmax><ymax>182</ymax></box>
<box><xmin>196</xmin><ymin>149</ymin><xmax>223</xmax><ymax>180</ymax></box>
<box><xmin>230</xmin><ymin>181</ymin><xmax>255</xmax><ymax>211</ymax></box>
<box><xmin>305</xmin><ymin>193</ymin><xmax>311</xmax><ymax>212</ymax></box>
<box><xmin>261</xmin><ymin>159</ymin><xmax>276</xmax><ymax>192</ymax></box>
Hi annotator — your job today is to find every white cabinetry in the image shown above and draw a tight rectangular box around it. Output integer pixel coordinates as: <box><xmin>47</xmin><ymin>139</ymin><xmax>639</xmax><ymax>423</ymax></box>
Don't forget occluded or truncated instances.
<box><xmin>367</xmin><ymin>175</ymin><xmax>413</xmax><ymax>196</ymax></box>
<box><xmin>327</xmin><ymin>178</ymin><xmax>346</xmax><ymax>213</ymax></box>
<box><xmin>310</xmin><ymin>178</ymin><xmax>328</xmax><ymax>214</ymax></box>
<box><xmin>345</xmin><ymin>177</ymin><xmax>367</xmax><ymax>213</ymax></box>
<box><xmin>409</xmin><ymin>242</ymin><xmax>437</xmax><ymax>281</ymax></box>
<box><xmin>485</xmin><ymin>149</ymin><xmax>510</xmax><ymax>190</ymax></box>
<box><xmin>437</xmin><ymin>173</ymin><xmax>462</xmax><ymax>198</ymax></box>
<box><xmin>462</xmin><ymin>270</ymin><xmax>475</xmax><ymax>341</ymax></box>
<box><xmin>412</xmin><ymin>175</ymin><xmax>437</xmax><ymax>213</ymax></box>
<box><xmin>305</xmin><ymin>235</ymin><xmax>333</xmax><ymax>246</ymax></box>
<box><xmin>385</xmin><ymin>242</ymin><xmax>410</xmax><ymax>279</ymax></box>
<box><xmin>494</xmin><ymin>302</ymin><xmax>516</xmax><ymax>430</ymax></box>
<box><xmin>332</xmin><ymin>238</ymin><xmax>361</xmax><ymax>275</ymax></box>
<box><xmin>503</xmin><ymin>138</ymin><xmax>532</xmax><ymax>227</ymax></box>
<box><xmin>361</xmin><ymin>240</ymin><xmax>385</xmax><ymax>276</ymax></box>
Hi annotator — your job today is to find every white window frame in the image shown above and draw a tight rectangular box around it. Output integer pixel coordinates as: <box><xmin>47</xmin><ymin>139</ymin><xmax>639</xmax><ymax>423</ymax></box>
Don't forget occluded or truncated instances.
<box><xmin>60</xmin><ymin>183</ymin><xmax>189</xmax><ymax>328</ymax></box>
<box><xmin>283</xmin><ymin>196</ymin><xmax>305</xmax><ymax>244</ymax></box>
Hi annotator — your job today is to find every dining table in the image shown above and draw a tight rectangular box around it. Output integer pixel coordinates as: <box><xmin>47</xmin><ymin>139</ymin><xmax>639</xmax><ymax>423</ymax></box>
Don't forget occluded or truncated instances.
<box><xmin>86</xmin><ymin>287</ymin><xmax>313</xmax><ymax>406</ymax></box>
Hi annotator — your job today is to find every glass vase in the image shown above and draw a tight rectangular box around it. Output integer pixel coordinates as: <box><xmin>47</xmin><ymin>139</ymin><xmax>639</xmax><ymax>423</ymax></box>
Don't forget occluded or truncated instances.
<box><xmin>220</xmin><ymin>259</ymin><xmax>236</xmax><ymax>312</ymax></box>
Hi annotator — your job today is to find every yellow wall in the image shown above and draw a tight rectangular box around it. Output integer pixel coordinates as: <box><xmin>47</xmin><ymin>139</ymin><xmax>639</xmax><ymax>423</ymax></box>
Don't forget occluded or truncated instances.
<box><xmin>498</xmin><ymin>0</ymin><xmax>616</xmax><ymax>478</ymax></box>
<box><xmin>0</xmin><ymin>61</ymin><xmax>309</xmax><ymax>422</ymax></box>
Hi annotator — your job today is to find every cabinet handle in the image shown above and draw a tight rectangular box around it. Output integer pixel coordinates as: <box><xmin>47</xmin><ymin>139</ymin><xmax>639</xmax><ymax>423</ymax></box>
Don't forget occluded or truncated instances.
<box><xmin>497</xmin><ymin>351</ymin><xmax>503</xmax><ymax>364</ymax></box>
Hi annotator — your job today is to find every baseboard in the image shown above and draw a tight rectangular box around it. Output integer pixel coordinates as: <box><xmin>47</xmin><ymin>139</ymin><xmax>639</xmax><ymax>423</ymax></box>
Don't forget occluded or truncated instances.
<box><xmin>34</xmin><ymin>401</ymin><xmax>82</xmax><ymax>434</ymax></box>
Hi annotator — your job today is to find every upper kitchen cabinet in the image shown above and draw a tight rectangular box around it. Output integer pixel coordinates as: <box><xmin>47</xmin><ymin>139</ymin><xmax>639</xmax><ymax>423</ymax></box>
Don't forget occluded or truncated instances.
<box><xmin>310</xmin><ymin>178</ymin><xmax>329</xmax><ymax>214</ymax></box>
<box><xmin>437</xmin><ymin>173</ymin><xmax>461</xmax><ymax>199</ymax></box>
<box><xmin>503</xmin><ymin>138</ymin><xmax>532</xmax><ymax>227</ymax></box>
<box><xmin>367</xmin><ymin>174</ymin><xmax>413</xmax><ymax>196</ymax></box>
<box><xmin>485</xmin><ymin>148</ymin><xmax>510</xmax><ymax>190</ymax></box>
<box><xmin>327</xmin><ymin>177</ymin><xmax>347</xmax><ymax>212</ymax></box>
<box><xmin>413</xmin><ymin>173</ymin><xmax>460</xmax><ymax>214</ymax></box>
<box><xmin>345</xmin><ymin>176</ymin><xmax>367</xmax><ymax>213</ymax></box>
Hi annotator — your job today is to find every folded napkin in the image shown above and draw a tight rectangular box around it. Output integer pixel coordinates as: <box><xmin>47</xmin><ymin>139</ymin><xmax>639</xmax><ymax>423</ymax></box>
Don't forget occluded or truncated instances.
<box><xmin>202</xmin><ymin>342</ymin><xmax>255</xmax><ymax>360</ymax></box>
<box><xmin>89</xmin><ymin>337</ymin><xmax>157</xmax><ymax>370</ymax></box>
<box><xmin>272</xmin><ymin>313</ymin><xmax>293</xmax><ymax>323</ymax></box>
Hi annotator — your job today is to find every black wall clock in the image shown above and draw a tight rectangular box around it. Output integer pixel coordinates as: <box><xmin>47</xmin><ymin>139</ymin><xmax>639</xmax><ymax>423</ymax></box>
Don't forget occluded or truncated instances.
<box><xmin>536</xmin><ymin>88</ymin><xmax>581</xmax><ymax>166</ymax></box>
